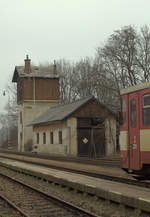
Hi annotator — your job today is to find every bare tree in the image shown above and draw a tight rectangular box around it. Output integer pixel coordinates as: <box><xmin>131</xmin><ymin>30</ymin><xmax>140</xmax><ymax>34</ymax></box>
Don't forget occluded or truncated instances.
<box><xmin>57</xmin><ymin>59</ymin><xmax>78</xmax><ymax>104</ymax></box>
<box><xmin>136</xmin><ymin>25</ymin><xmax>150</xmax><ymax>81</ymax></box>
<box><xmin>94</xmin><ymin>26</ymin><xmax>150</xmax><ymax>111</ymax></box>
<box><xmin>0</xmin><ymin>81</ymin><xmax>18</xmax><ymax>149</ymax></box>
<box><xmin>97</xmin><ymin>26</ymin><xmax>139</xmax><ymax>89</ymax></box>
<box><xmin>73</xmin><ymin>57</ymin><xmax>98</xmax><ymax>98</ymax></box>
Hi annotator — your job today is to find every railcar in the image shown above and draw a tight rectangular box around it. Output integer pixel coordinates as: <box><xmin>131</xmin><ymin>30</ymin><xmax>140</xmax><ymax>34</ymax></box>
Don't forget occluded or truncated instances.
<box><xmin>120</xmin><ymin>81</ymin><xmax>150</xmax><ymax>176</ymax></box>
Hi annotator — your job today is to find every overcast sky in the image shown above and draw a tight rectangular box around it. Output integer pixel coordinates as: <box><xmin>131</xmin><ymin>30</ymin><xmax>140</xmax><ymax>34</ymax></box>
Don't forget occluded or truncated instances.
<box><xmin>0</xmin><ymin>0</ymin><xmax>150</xmax><ymax>111</ymax></box>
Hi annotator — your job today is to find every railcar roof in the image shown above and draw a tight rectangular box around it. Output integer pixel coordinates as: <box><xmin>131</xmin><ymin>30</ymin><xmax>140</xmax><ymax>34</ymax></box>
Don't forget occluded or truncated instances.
<box><xmin>120</xmin><ymin>81</ymin><xmax>150</xmax><ymax>95</ymax></box>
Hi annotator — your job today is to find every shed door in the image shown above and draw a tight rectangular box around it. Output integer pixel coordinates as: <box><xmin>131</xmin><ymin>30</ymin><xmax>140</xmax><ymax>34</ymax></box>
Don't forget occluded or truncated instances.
<box><xmin>78</xmin><ymin>129</ymin><xmax>91</xmax><ymax>156</ymax></box>
<box><xmin>92</xmin><ymin>128</ymin><xmax>105</xmax><ymax>157</ymax></box>
<box><xmin>78</xmin><ymin>128</ymin><xmax>105</xmax><ymax>157</ymax></box>
<box><xmin>129</xmin><ymin>93</ymin><xmax>140</xmax><ymax>170</ymax></box>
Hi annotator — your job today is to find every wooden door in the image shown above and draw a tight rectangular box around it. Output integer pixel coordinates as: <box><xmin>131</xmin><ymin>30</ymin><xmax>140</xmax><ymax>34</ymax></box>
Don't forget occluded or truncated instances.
<box><xmin>91</xmin><ymin>128</ymin><xmax>105</xmax><ymax>158</ymax></box>
<box><xmin>78</xmin><ymin>129</ymin><xmax>91</xmax><ymax>156</ymax></box>
<box><xmin>77</xmin><ymin>128</ymin><xmax>105</xmax><ymax>157</ymax></box>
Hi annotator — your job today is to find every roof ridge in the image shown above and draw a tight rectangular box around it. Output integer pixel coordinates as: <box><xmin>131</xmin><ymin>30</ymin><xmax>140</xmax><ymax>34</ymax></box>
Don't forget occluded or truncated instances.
<box><xmin>16</xmin><ymin>65</ymin><xmax>54</xmax><ymax>72</ymax></box>
<box><xmin>50</xmin><ymin>96</ymin><xmax>94</xmax><ymax>109</ymax></box>
<box><xmin>29</xmin><ymin>95</ymin><xmax>95</xmax><ymax>126</ymax></box>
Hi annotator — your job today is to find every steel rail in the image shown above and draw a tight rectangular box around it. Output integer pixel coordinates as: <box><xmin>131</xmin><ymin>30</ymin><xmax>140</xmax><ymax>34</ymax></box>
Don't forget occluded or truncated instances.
<box><xmin>0</xmin><ymin>172</ymin><xmax>100</xmax><ymax>217</ymax></box>
<box><xmin>0</xmin><ymin>149</ymin><xmax>120</xmax><ymax>166</ymax></box>
<box><xmin>0</xmin><ymin>156</ymin><xmax>149</xmax><ymax>189</ymax></box>
<box><xmin>0</xmin><ymin>193</ymin><xmax>30</xmax><ymax>217</ymax></box>
<box><xmin>1</xmin><ymin>153</ymin><xmax>150</xmax><ymax>192</ymax></box>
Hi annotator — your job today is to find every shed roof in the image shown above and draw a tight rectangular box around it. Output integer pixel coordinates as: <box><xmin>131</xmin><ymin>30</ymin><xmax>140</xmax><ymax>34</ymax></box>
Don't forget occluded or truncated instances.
<box><xmin>12</xmin><ymin>66</ymin><xmax>59</xmax><ymax>82</ymax></box>
<box><xmin>29</xmin><ymin>96</ymin><xmax>115</xmax><ymax>127</ymax></box>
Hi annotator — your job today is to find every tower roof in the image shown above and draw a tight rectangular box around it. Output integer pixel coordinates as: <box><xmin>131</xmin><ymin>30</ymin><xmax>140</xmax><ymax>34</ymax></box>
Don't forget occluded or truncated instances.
<box><xmin>12</xmin><ymin>56</ymin><xmax>59</xmax><ymax>82</ymax></box>
<box><xmin>12</xmin><ymin>65</ymin><xmax>59</xmax><ymax>82</ymax></box>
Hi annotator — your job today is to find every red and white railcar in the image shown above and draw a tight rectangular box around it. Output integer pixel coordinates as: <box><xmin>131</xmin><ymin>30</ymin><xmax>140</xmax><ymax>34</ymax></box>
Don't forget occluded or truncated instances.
<box><xmin>120</xmin><ymin>82</ymin><xmax>150</xmax><ymax>175</ymax></box>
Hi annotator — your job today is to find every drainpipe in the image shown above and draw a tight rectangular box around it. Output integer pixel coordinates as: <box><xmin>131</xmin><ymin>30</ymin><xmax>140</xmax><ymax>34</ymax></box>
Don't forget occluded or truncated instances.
<box><xmin>22</xmin><ymin>103</ymin><xmax>25</xmax><ymax>152</ymax></box>
<box><xmin>66</xmin><ymin>126</ymin><xmax>71</xmax><ymax>155</ymax></box>
<box><xmin>33</xmin><ymin>77</ymin><xmax>35</xmax><ymax>105</ymax></box>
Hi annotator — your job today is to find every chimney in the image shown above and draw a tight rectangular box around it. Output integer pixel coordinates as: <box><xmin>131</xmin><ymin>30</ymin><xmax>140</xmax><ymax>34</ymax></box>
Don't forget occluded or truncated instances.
<box><xmin>24</xmin><ymin>55</ymin><xmax>31</xmax><ymax>74</ymax></box>
<box><xmin>53</xmin><ymin>60</ymin><xmax>57</xmax><ymax>74</ymax></box>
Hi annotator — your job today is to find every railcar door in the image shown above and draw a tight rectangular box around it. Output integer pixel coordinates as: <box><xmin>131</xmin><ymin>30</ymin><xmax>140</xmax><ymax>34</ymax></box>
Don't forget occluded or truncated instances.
<box><xmin>129</xmin><ymin>93</ymin><xmax>140</xmax><ymax>170</ymax></box>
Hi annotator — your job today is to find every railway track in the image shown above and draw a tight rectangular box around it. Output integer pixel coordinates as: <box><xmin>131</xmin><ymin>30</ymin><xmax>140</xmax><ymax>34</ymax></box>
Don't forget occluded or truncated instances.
<box><xmin>2</xmin><ymin>156</ymin><xmax>149</xmax><ymax>189</ymax></box>
<box><xmin>0</xmin><ymin>159</ymin><xmax>150</xmax><ymax>216</ymax></box>
<box><xmin>0</xmin><ymin>172</ymin><xmax>98</xmax><ymax>217</ymax></box>
<box><xmin>0</xmin><ymin>151</ymin><xmax>150</xmax><ymax>190</ymax></box>
<box><xmin>0</xmin><ymin>149</ymin><xmax>121</xmax><ymax>167</ymax></box>
<box><xmin>0</xmin><ymin>152</ymin><xmax>149</xmax><ymax>189</ymax></box>
<box><xmin>0</xmin><ymin>193</ymin><xmax>25</xmax><ymax>217</ymax></box>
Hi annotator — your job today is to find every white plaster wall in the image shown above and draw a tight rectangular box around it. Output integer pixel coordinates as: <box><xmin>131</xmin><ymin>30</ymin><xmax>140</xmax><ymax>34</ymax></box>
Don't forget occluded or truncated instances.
<box><xmin>18</xmin><ymin>100</ymin><xmax>58</xmax><ymax>151</ymax></box>
<box><xmin>32</xmin><ymin>117</ymin><xmax>78</xmax><ymax>156</ymax></box>
<box><xmin>105</xmin><ymin>116</ymin><xmax>116</xmax><ymax>156</ymax></box>
<box><xmin>67</xmin><ymin>117</ymin><xmax>77</xmax><ymax>156</ymax></box>
<box><xmin>33</xmin><ymin>122</ymin><xmax>70</xmax><ymax>155</ymax></box>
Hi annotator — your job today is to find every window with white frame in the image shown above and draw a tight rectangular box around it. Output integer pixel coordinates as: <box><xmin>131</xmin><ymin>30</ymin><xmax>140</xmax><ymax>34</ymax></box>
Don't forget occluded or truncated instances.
<box><xmin>143</xmin><ymin>94</ymin><xmax>150</xmax><ymax>126</ymax></box>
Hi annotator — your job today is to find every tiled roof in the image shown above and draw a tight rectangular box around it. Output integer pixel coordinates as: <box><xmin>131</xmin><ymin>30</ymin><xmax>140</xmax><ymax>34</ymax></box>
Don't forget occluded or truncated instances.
<box><xmin>29</xmin><ymin>96</ymin><xmax>94</xmax><ymax>126</ymax></box>
<box><xmin>12</xmin><ymin>66</ymin><xmax>59</xmax><ymax>82</ymax></box>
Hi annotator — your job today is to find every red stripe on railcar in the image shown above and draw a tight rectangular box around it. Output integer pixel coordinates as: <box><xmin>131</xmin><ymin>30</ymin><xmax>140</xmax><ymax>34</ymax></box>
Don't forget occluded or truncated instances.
<box><xmin>141</xmin><ymin>151</ymin><xmax>150</xmax><ymax>164</ymax></box>
<box><xmin>120</xmin><ymin>150</ymin><xmax>129</xmax><ymax>168</ymax></box>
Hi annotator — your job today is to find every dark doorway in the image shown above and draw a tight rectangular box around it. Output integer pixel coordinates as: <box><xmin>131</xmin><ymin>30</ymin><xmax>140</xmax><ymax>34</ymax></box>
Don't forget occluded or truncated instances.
<box><xmin>77</xmin><ymin>127</ymin><xmax>105</xmax><ymax>158</ymax></box>
<box><xmin>78</xmin><ymin>128</ymin><xmax>91</xmax><ymax>156</ymax></box>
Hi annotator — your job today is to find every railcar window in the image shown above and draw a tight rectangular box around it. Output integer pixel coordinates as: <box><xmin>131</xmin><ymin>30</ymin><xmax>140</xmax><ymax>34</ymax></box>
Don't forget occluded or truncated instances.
<box><xmin>143</xmin><ymin>94</ymin><xmax>150</xmax><ymax>126</ymax></box>
<box><xmin>131</xmin><ymin>99</ymin><xmax>136</xmax><ymax>128</ymax></box>
<box><xmin>121</xmin><ymin>98</ymin><xmax>126</xmax><ymax>126</ymax></box>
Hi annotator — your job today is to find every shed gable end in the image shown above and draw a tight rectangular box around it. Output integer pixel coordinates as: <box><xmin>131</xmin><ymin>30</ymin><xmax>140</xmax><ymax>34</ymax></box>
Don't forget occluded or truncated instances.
<box><xmin>72</xmin><ymin>99</ymin><xmax>110</xmax><ymax>119</ymax></box>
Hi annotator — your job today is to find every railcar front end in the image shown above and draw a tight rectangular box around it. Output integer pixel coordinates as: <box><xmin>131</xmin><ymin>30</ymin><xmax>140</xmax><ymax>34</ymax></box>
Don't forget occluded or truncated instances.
<box><xmin>120</xmin><ymin>82</ymin><xmax>150</xmax><ymax>176</ymax></box>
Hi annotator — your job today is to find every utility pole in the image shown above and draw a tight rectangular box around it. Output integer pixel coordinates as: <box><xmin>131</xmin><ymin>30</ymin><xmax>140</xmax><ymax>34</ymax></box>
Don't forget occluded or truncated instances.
<box><xmin>3</xmin><ymin>90</ymin><xmax>11</xmax><ymax>149</ymax></box>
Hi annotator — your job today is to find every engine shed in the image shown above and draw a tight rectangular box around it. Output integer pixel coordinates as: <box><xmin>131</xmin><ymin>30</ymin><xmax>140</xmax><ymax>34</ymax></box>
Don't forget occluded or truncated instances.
<box><xmin>30</xmin><ymin>96</ymin><xmax>117</xmax><ymax>158</ymax></box>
